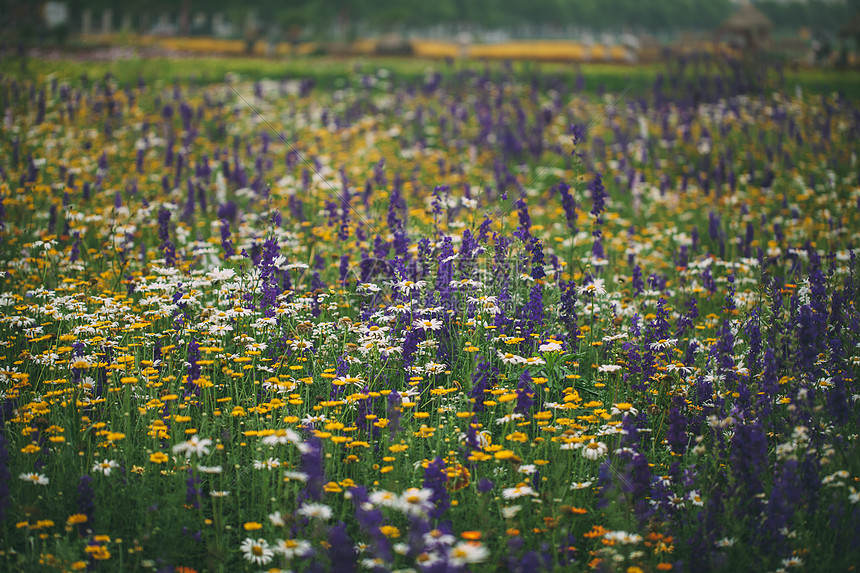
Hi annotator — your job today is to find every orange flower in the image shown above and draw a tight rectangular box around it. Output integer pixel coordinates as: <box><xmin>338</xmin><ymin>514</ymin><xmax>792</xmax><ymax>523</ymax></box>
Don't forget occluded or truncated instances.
<box><xmin>460</xmin><ymin>531</ymin><xmax>482</xmax><ymax>541</ymax></box>
<box><xmin>583</xmin><ymin>524</ymin><xmax>609</xmax><ymax>539</ymax></box>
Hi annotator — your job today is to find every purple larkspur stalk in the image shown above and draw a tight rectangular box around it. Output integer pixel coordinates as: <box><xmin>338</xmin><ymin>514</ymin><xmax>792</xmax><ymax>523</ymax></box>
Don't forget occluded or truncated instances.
<box><xmin>431</xmin><ymin>185</ymin><xmax>448</xmax><ymax>235</ymax></box>
<box><xmin>69</xmin><ymin>232</ymin><xmax>81</xmax><ymax>263</ymax></box>
<box><xmin>219</xmin><ymin>219</ymin><xmax>235</xmax><ymax>259</ymax></box>
<box><xmin>527</xmin><ymin>237</ymin><xmax>545</xmax><ymax>281</ymax></box>
<box><xmin>559</xmin><ymin>280</ymin><xmax>578</xmax><ymax>336</ymax></box>
<box><xmin>435</xmin><ymin>236</ymin><xmax>455</xmax><ymax>308</ymax></box>
<box><xmin>386</xmin><ymin>389</ymin><xmax>403</xmax><ymax>440</ymax></box>
<box><xmin>589</xmin><ymin>172</ymin><xmax>606</xmax><ymax>237</ymax></box>
<box><xmin>523</xmin><ymin>284</ymin><xmax>544</xmax><ymax>337</ymax></box>
<box><xmin>339</xmin><ymin>254</ymin><xmax>350</xmax><ymax>287</ymax></box>
<box><xmin>469</xmin><ymin>359</ymin><xmax>498</xmax><ymax>413</ymax></box>
<box><xmin>631</xmin><ymin>264</ymin><xmax>644</xmax><ymax>297</ymax></box>
<box><xmin>401</xmin><ymin>327</ymin><xmax>422</xmax><ymax>371</ymax></box>
<box><xmin>758</xmin><ymin>459</ymin><xmax>801</xmax><ymax>556</ymax></box>
<box><xmin>157</xmin><ymin>207</ymin><xmax>176</xmax><ymax>266</ymax></box>
<box><xmin>729</xmin><ymin>422</ymin><xmax>767</xmax><ymax>521</ymax></box>
<box><xmin>463</xmin><ymin>416</ymin><xmax>481</xmax><ymax>451</ymax></box>
<box><xmin>515</xmin><ymin>369</ymin><xmax>535</xmax><ymax>417</ymax></box>
<box><xmin>476</xmin><ymin>216</ymin><xmax>493</xmax><ymax>244</ymax></box>
<box><xmin>710</xmin><ymin>319</ymin><xmax>735</xmax><ymax>389</ymax></box>
<box><xmin>666</xmin><ymin>394</ymin><xmax>688</xmax><ymax>454</ymax></box>
<box><xmin>326</xmin><ymin>522</ymin><xmax>357</xmax><ymax>573</ymax></box>
<box><xmin>185</xmin><ymin>468</ymin><xmax>201</xmax><ymax>509</ymax></box>
<box><xmin>477</xmin><ymin>478</ymin><xmax>494</xmax><ymax>494</ymax></box>
<box><xmin>256</xmin><ymin>238</ymin><xmax>282</xmax><ymax>317</ymax></box>
<box><xmin>328</xmin><ymin>355</ymin><xmax>350</xmax><ymax>399</ymax></box>
<box><xmin>744</xmin><ymin>308</ymin><xmax>762</xmax><ymax>375</ymax></box>
<box><xmin>182</xmin><ymin>178</ymin><xmax>196</xmax><ymax>220</ymax></box>
<box><xmin>354</xmin><ymin>387</ymin><xmax>378</xmax><ymax>440</ymax></box>
<box><xmin>724</xmin><ymin>273</ymin><xmax>736</xmax><ymax>312</ymax></box>
<box><xmin>595</xmin><ymin>460</ymin><xmax>617</xmax><ymax>510</ymax></box>
<box><xmin>708</xmin><ymin>211</ymin><xmax>721</xmax><ymax>242</ymax></box>
<box><xmin>514</xmin><ymin>197</ymin><xmax>532</xmax><ymax>242</ymax></box>
<box><xmin>77</xmin><ymin>476</ymin><xmax>95</xmax><ymax>534</ymax></box>
<box><xmin>557</xmin><ymin>181</ymin><xmax>578</xmax><ymax>233</ymax></box>
<box><xmin>348</xmin><ymin>486</ymin><xmax>392</xmax><ymax>562</ymax></box>
<box><xmin>422</xmin><ymin>457</ymin><xmax>450</xmax><ymax>521</ymax></box>
<box><xmin>297</xmin><ymin>436</ymin><xmax>325</xmax><ymax>503</ymax></box>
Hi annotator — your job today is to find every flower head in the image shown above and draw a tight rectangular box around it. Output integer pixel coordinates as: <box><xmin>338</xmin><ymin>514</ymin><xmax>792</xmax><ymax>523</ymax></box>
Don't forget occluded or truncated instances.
<box><xmin>448</xmin><ymin>541</ymin><xmax>490</xmax><ymax>566</ymax></box>
<box><xmin>240</xmin><ymin>537</ymin><xmax>274</xmax><ymax>565</ymax></box>
<box><xmin>20</xmin><ymin>472</ymin><xmax>49</xmax><ymax>486</ymax></box>
<box><xmin>172</xmin><ymin>435</ymin><xmax>212</xmax><ymax>458</ymax></box>
<box><xmin>296</xmin><ymin>502</ymin><xmax>332</xmax><ymax>520</ymax></box>
<box><xmin>92</xmin><ymin>459</ymin><xmax>118</xmax><ymax>476</ymax></box>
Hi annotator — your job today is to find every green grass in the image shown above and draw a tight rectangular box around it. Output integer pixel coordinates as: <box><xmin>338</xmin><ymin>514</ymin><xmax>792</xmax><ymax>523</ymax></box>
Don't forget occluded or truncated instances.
<box><xmin>3</xmin><ymin>52</ymin><xmax>859</xmax><ymax>98</ymax></box>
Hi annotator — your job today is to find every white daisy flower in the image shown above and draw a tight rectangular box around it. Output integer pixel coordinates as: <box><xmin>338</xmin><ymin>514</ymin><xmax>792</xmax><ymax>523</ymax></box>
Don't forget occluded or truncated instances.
<box><xmin>296</xmin><ymin>503</ymin><xmax>333</xmax><ymax>520</ymax></box>
<box><xmin>413</xmin><ymin>318</ymin><xmax>443</xmax><ymax>331</ymax></box>
<box><xmin>399</xmin><ymin>487</ymin><xmax>434</xmax><ymax>516</ymax></box>
<box><xmin>20</xmin><ymin>472</ymin><xmax>49</xmax><ymax>486</ymax></box>
<box><xmin>262</xmin><ymin>428</ymin><xmax>303</xmax><ymax>447</ymax></box>
<box><xmin>448</xmin><ymin>542</ymin><xmax>490</xmax><ymax>566</ymax></box>
<box><xmin>581</xmin><ymin>440</ymin><xmax>608</xmax><ymax>460</ymax></box>
<box><xmin>240</xmin><ymin>537</ymin><xmax>274</xmax><ymax>565</ymax></box>
<box><xmin>92</xmin><ymin>459</ymin><xmax>118</xmax><ymax>476</ymax></box>
<box><xmin>570</xmin><ymin>481</ymin><xmax>593</xmax><ymax>490</ymax></box>
<box><xmin>172</xmin><ymin>434</ymin><xmax>212</xmax><ymax>458</ymax></box>
<box><xmin>369</xmin><ymin>490</ymin><xmax>399</xmax><ymax>508</ymax></box>
<box><xmin>501</xmin><ymin>505</ymin><xmax>522</xmax><ymax>519</ymax></box>
<box><xmin>502</xmin><ymin>484</ymin><xmax>536</xmax><ymax>499</ymax></box>
<box><xmin>597</xmin><ymin>364</ymin><xmax>622</xmax><ymax>374</ymax></box>
<box><xmin>274</xmin><ymin>538</ymin><xmax>312</xmax><ymax>559</ymax></box>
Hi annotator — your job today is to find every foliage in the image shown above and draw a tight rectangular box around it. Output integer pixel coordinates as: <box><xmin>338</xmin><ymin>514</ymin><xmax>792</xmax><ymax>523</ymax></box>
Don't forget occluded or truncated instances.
<box><xmin>0</xmin><ymin>53</ymin><xmax>859</xmax><ymax>572</ymax></box>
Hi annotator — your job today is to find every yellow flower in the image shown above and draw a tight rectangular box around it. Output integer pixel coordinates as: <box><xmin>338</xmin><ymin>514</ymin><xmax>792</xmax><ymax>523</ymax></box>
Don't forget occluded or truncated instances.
<box><xmin>244</xmin><ymin>522</ymin><xmax>263</xmax><ymax>531</ymax></box>
<box><xmin>379</xmin><ymin>525</ymin><xmax>400</xmax><ymax>538</ymax></box>
<box><xmin>149</xmin><ymin>452</ymin><xmax>169</xmax><ymax>464</ymax></box>
<box><xmin>90</xmin><ymin>547</ymin><xmax>111</xmax><ymax>560</ymax></box>
<box><xmin>67</xmin><ymin>514</ymin><xmax>88</xmax><ymax>525</ymax></box>
<box><xmin>493</xmin><ymin>450</ymin><xmax>522</xmax><ymax>463</ymax></box>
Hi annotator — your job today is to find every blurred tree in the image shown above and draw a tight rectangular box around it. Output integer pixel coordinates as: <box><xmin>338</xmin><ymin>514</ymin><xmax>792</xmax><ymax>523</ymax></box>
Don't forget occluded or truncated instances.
<box><xmin>10</xmin><ymin>0</ymin><xmax>859</xmax><ymax>41</ymax></box>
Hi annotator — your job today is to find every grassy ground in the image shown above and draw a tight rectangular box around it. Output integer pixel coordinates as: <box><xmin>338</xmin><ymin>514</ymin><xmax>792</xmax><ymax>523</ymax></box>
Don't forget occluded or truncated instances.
<box><xmin>0</xmin><ymin>54</ymin><xmax>654</xmax><ymax>91</ymax></box>
<box><xmin>2</xmin><ymin>52</ymin><xmax>858</xmax><ymax>98</ymax></box>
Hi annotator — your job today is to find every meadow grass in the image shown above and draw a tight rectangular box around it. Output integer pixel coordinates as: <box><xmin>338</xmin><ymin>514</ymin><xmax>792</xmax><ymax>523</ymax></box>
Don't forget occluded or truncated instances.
<box><xmin>0</xmin><ymin>54</ymin><xmax>859</xmax><ymax>572</ymax></box>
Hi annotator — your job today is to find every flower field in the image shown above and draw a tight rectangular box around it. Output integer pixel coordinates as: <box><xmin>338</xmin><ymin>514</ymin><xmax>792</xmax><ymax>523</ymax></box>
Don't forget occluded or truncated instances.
<box><xmin>1</xmin><ymin>56</ymin><xmax>859</xmax><ymax>572</ymax></box>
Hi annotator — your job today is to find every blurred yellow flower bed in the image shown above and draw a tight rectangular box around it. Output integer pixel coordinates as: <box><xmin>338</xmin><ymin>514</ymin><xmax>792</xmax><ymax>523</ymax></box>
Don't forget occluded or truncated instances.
<box><xmin>83</xmin><ymin>34</ymin><xmax>642</xmax><ymax>62</ymax></box>
<box><xmin>468</xmin><ymin>41</ymin><xmax>628</xmax><ymax>62</ymax></box>
<box><xmin>84</xmin><ymin>34</ymin><xmax>319</xmax><ymax>56</ymax></box>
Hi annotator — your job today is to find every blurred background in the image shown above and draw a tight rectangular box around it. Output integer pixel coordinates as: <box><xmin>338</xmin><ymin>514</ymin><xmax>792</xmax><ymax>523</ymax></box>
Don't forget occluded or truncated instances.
<box><xmin>2</xmin><ymin>0</ymin><xmax>860</xmax><ymax>66</ymax></box>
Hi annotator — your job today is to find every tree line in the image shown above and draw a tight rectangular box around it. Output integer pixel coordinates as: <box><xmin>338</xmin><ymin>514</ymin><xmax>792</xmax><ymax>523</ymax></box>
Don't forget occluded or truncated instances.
<box><xmin>5</xmin><ymin>0</ymin><xmax>860</xmax><ymax>40</ymax></box>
